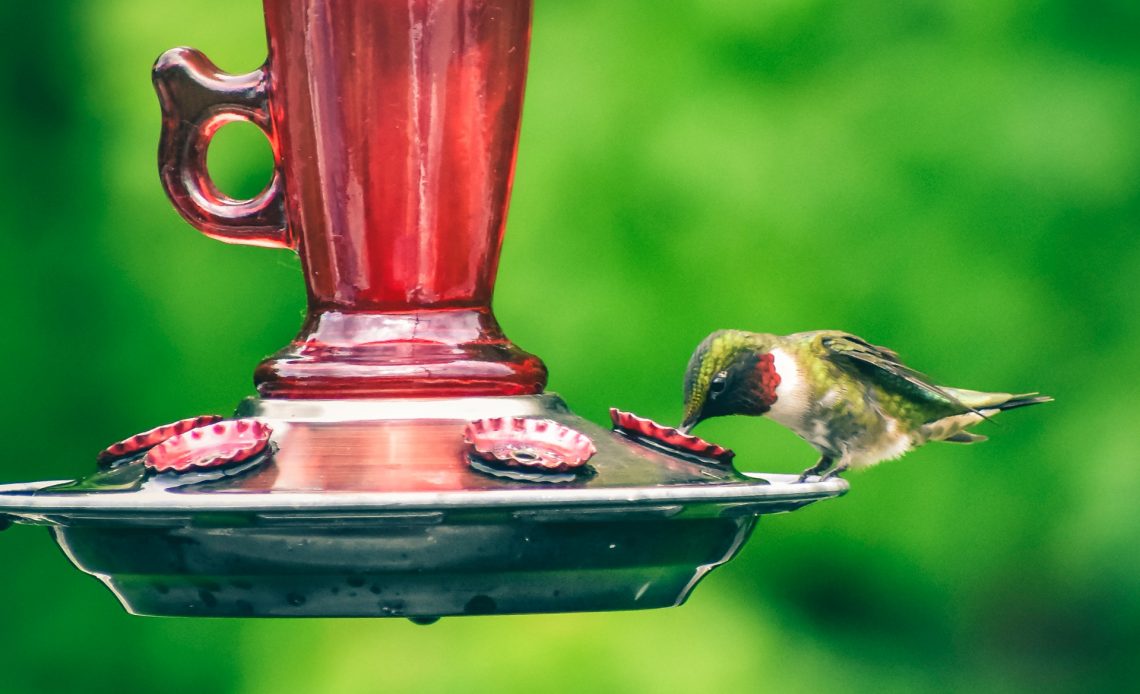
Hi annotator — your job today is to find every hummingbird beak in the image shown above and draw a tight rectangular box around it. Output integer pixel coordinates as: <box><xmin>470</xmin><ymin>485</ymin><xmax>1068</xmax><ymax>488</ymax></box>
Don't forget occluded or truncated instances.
<box><xmin>678</xmin><ymin>413</ymin><xmax>699</xmax><ymax>435</ymax></box>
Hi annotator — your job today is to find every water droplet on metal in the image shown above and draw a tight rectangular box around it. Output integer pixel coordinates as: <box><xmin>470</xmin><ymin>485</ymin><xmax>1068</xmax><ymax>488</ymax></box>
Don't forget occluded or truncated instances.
<box><xmin>465</xmin><ymin>595</ymin><xmax>496</xmax><ymax>615</ymax></box>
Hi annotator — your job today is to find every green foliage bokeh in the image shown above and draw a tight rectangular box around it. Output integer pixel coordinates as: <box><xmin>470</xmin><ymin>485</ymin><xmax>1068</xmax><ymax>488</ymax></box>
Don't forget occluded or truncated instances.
<box><xmin>1</xmin><ymin>1</ymin><xmax>1137</xmax><ymax>692</ymax></box>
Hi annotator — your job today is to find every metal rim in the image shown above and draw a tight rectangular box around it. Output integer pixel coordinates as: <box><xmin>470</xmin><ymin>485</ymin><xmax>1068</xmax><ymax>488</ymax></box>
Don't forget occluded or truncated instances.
<box><xmin>0</xmin><ymin>473</ymin><xmax>845</xmax><ymax>517</ymax></box>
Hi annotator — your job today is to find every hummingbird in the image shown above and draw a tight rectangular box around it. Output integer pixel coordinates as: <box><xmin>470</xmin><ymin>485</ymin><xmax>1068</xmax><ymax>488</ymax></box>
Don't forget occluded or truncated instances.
<box><xmin>680</xmin><ymin>330</ymin><xmax>1050</xmax><ymax>481</ymax></box>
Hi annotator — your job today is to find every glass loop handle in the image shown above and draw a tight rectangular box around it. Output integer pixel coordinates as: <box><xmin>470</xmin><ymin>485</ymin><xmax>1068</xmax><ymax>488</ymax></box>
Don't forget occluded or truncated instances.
<box><xmin>153</xmin><ymin>47</ymin><xmax>290</xmax><ymax>249</ymax></box>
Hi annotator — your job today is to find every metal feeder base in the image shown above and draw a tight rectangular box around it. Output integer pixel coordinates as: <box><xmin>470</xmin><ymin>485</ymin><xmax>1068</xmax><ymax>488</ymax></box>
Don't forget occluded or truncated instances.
<box><xmin>0</xmin><ymin>395</ymin><xmax>846</xmax><ymax>618</ymax></box>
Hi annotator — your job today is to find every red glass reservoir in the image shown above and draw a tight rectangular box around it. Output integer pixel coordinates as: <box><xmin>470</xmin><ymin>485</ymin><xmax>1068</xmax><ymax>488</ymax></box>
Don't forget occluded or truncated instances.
<box><xmin>154</xmin><ymin>0</ymin><xmax>546</xmax><ymax>398</ymax></box>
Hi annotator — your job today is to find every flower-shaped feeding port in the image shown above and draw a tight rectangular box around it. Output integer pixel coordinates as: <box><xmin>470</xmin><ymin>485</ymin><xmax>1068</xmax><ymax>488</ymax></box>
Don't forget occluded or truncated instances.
<box><xmin>464</xmin><ymin>418</ymin><xmax>595</xmax><ymax>482</ymax></box>
<box><xmin>97</xmin><ymin>414</ymin><xmax>225</xmax><ymax>468</ymax></box>
<box><xmin>144</xmin><ymin>419</ymin><xmax>273</xmax><ymax>474</ymax></box>
<box><xmin>610</xmin><ymin>408</ymin><xmax>735</xmax><ymax>466</ymax></box>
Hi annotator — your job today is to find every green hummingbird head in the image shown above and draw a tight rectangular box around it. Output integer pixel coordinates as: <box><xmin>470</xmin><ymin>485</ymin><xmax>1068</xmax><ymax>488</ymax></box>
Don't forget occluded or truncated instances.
<box><xmin>681</xmin><ymin>330</ymin><xmax>780</xmax><ymax>433</ymax></box>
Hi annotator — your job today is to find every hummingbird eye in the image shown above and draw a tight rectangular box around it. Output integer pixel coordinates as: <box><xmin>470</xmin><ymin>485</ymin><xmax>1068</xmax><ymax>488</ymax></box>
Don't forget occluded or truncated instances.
<box><xmin>709</xmin><ymin>371</ymin><xmax>729</xmax><ymax>399</ymax></box>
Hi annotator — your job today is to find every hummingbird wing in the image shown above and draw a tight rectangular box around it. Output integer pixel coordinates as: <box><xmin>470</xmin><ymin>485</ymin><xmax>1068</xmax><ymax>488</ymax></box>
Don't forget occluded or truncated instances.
<box><xmin>818</xmin><ymin>333</ymin><xmax>974</xmax><ymax>414</ymax></box>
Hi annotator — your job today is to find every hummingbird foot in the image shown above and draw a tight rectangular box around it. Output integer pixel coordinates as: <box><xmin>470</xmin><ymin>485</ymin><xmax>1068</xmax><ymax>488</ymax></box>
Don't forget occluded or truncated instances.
<box><xmin>819</xmin><ymin>463</ymin><xmax>849</xmax><ymax>482</ymax></box>
<box><xmin>797</xmin><ymin>456</ymin><xmax>834</xmax><ymax>483</ymax></box>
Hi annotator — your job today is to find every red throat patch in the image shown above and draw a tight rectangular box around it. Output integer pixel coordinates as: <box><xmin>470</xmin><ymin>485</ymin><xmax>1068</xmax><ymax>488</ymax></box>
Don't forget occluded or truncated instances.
<box><xmin>756</xmin><ymin>353</ymin><xmax>781</xmax><ymax>409</ymax></box>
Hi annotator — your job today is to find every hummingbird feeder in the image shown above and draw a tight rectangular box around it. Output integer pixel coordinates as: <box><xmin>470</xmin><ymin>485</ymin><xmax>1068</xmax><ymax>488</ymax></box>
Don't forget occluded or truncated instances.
<box><xmin>0</xmin><ymin>0</ymin><xmax>846</xmax><ymax>620</ymax></box>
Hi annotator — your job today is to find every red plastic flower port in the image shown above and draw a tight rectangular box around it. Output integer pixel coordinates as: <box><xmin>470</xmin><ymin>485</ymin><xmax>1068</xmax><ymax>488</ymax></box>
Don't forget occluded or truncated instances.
<box><xmin>144</xmin><ymin>419</ymin><xmax>273</xmax><ymax>474</ymax></box>
<box><xmin>610</xmin><ymin>408</ymin><xmax>735</xmax><ymax>465</ymax></box>
<box><xmin>97</xmin><ymin>415</ymin><xmax>225</xmax><ymax>468</ymax></box>
<box><xmin>464</xmin><ymin>418</ymin><xmax>595</xmax><ymax>473</ymax></box>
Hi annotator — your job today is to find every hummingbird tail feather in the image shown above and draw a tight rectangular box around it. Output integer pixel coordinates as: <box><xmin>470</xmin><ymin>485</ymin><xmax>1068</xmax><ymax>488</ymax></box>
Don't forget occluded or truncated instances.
<box><xmin>943</xmin><ymin>431</ymin><xmax>988</xmax><ymax>444</ymax></box>
<box><xmin>942</xmin><ymin>388</ymin><xmax>1053</xmax><ymax>412</ymax></box>
<box><xmin>928</xmin><ymin>392</ymin><xmax>1051</xmax><ymax>443</ymax></box>
<box><xmin>991</xmin><ymin>393</ymin><xmax>1053</xmax><ymax>412</ymax></box>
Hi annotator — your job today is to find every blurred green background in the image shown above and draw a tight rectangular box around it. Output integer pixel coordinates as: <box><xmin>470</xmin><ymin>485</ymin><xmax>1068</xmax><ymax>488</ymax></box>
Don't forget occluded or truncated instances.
<box><xmin>1</xmin><ymin>0</ymin><xmax>1137</xmax><ymax>691</ymax></box>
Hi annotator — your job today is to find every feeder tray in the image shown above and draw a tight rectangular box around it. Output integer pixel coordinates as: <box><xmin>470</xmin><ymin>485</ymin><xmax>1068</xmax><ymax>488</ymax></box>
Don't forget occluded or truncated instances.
<box><xmin>0</xmin><ymin>396</ymin><xmax>845</xmax><ymax>619</ymax></box>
